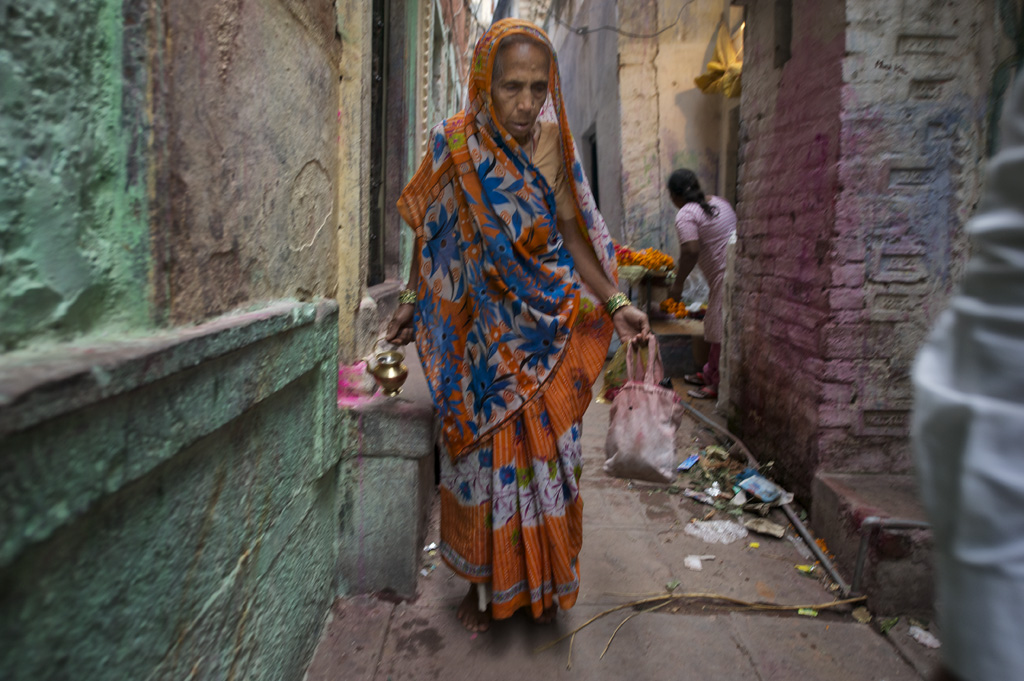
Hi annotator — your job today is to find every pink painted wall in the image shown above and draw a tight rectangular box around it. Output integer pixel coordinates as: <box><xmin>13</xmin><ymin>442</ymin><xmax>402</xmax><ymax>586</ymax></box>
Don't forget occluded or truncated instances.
<box><xmin>728</xmin><ymin>0</ymin><xmax>846</xmax><ymax>498</ymax></box>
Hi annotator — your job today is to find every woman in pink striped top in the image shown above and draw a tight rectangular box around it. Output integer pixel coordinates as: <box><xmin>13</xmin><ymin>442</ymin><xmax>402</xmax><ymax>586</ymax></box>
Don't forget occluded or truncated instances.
<box><xmin>666</xmin><ymin>169</ymin><xmax>736</xmax><ymax>399</ymax></box>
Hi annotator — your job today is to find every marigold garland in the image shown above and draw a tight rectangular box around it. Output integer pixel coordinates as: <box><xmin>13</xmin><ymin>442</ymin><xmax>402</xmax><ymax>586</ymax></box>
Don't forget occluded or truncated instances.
<box><xmin>614</xmin><ymin>243</ymin><xmax>674</xmax><ymax>271</ymax></box>
<box><xmin>660</xmin><ymin>297</ymin><xmax>707</xmax><ymax>320</ymax></box>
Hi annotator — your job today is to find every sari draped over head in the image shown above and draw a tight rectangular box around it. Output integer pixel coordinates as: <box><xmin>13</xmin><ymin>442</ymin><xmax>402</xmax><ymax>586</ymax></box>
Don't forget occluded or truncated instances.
<box><xmin>397</xmin><ymin>18</ymin><xmax>617</xmax><ymax>461</ymax></box>
<box><xmin>397</xmin><ymin>18</ymin><xmax>617</xmax><ymax>621</ymax></box>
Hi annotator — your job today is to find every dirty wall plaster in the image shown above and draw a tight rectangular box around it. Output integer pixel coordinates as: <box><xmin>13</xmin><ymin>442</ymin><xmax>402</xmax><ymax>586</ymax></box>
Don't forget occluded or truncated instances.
<box><xmin>160</xmin><ymin>0</ymin><xmax>342</xmax><ymax>326</ymax></box>
<box><xmin>654</xmin><ymin>0</ymin><xmax>728</xmax><ymax>244</ymax></box>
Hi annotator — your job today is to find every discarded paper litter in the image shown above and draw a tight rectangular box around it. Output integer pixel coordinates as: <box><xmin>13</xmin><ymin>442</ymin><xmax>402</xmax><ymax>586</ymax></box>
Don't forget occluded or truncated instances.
<box><xmin>683</xmin><ymin>489</ymin><xmax>716</xmax><ymax>506</ymax></box>
<box><xmin>743</xmin><ymin>517</ymin><xmax>787</xmax><ymax>539</ymax></box>
<box><xmin>684</xmin><ymin>520</ymin><xmax>748</xmax><ymax>544</ymax></box>
<box><xmin>852</xmin><ymin>607</ymin><xmax>872</xmax><ymax>624</ymax></box>
<box><xmin>677</xmin><ymin>453</ymin><xmax>699</xmax><ymax>471</ymax></box>
<box><xmin>908</xmin><ymin>625</ymin><xmax>941</xmax><ymax>649</ymax></box>
<box><xmin>683</xmin><ymin>554</ymin><xmax>716</xmax><ymax>571</ymax></box>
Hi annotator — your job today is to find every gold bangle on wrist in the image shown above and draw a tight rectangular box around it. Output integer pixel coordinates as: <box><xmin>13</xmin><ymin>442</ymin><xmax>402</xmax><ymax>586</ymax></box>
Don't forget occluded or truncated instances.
<box><xmin>605</xmin><ymin>292</ymin><xmax>632</xmax><ymax>316</ymax></box>
<box><xmin>398</xmin><ymin>288</ymin><xmax>417</xmax><ymax>305</ymax></box>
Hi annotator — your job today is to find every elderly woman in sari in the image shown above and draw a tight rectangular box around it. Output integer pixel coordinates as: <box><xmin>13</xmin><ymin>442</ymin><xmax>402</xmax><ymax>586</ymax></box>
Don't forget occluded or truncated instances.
<box><xmin>386</xmin><ymin>19</ymin><xmax>649</xmax><ymax>632</ymax></box>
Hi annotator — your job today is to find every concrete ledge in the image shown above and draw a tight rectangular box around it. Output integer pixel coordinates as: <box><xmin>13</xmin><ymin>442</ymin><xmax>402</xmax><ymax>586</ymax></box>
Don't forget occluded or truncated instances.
<box><xmin>1</xmin><ymin>300</ymin><xmax>340</xmax><ymax>566</ymax></box>
<box><xmin>0</xmin><ymin>300</ymin><xmax>337</xmax><ymax>436</ymax></box>
<box><xmin>811</xmin><ymin>472</ymin><xmax>933</xmax><ymax>616</ymax></box>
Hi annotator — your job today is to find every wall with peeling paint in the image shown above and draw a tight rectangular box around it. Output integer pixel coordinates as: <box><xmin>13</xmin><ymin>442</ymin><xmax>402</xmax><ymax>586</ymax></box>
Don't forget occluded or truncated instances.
<box><xmin>336</xmin><ymin>0</ymin><xmax>373</xmax><ymax>358</ymax></box>
<box><xmin>0</xmin><ymin>1</ymin><xmax>152</xmax><ymax>351</ymax></box>
<box><xmin>0</xmin><ymin>302</ymin><xmax>344</xmax><ymax>681</ymax></box>
<box><xmin>653</xmin><ymin>0</ymin><xmax>735</xmax><ymax>246</ymax></box>
<box><xmin>1</xmin><ymin>0</ymin><xmax>345</xmax><ymax>345</ymax></box>
<box><xmin>728</xmin><ymin>0</ymin><xmax>1005</xmax><ymax>498</ymax></box>
<box><xmin>728</xmin><ymin>0</ymin><xmax>846</xmax><ymax>497</ymax></box>
<box><xmin>822</xmin><ymin>0</ymin><xmax>997</xmax><ymax>475</ymax></box>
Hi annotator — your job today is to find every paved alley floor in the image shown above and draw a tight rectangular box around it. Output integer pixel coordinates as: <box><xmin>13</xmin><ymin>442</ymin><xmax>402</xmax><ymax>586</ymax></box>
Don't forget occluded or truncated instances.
<box><xmin>307</xmin><ymin>391</ymin><xmax>926</xmax><ymax>681</ymax></box>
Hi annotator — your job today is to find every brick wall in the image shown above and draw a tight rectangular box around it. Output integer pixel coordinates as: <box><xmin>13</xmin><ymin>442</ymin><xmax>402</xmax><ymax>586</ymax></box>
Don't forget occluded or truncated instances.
<box><xmin>728</xmin><ymin>0</ymin><xmax>846</xmax><ymax>497</ymax></box>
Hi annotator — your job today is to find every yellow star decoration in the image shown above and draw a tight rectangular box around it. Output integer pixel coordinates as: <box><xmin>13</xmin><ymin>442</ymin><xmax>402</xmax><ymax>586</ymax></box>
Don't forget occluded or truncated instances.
<box><xmin>695</xmin><ymin>22</ymin><xmax>743</xmax><ymax>99</ymax></box>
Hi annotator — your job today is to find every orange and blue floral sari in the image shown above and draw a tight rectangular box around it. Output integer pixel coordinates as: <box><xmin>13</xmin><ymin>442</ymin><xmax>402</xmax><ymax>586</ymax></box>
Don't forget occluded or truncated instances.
<box><xmin>397</xmin><ymin>19</ymin><xmax>617</xmax><ymax>620</ymax></box>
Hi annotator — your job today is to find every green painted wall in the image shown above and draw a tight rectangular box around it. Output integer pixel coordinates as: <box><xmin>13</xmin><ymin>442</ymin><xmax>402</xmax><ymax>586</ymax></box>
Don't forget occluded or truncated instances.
<box><xmin>0</xmin><ymin>0</ymin><xmax>151</xmax><ymax>351</ymax></box>
<box><xmin>0</xmin><ymin>302</ymin><xmax>346</xmax><ymax>681</ymax></box>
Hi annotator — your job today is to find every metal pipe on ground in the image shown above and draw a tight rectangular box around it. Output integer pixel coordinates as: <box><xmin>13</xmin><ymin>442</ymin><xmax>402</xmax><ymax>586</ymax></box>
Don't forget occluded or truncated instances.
<box><xmin>851</xmin><ymin>516</ymin><xmax>932</xmax><ymax>595</ymax></box>
<box><xmin>677</xmin><ymin>400</ymin><xmax>853</xmax><ymax>597</ymax></box>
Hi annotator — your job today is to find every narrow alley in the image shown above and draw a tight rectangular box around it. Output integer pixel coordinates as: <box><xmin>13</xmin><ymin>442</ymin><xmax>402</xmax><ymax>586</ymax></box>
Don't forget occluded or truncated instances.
<box><xmin>309</xmin><ymin>370</ymin><xmax>933</xmax><ymax>680</ymax></box>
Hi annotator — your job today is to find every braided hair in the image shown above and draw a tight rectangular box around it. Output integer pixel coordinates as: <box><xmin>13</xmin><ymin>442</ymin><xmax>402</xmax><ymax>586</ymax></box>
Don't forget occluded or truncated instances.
<box><xmin>667</xmin><ymin>168</ymin><xmax>718</xmax><ymax>218</ymax></box>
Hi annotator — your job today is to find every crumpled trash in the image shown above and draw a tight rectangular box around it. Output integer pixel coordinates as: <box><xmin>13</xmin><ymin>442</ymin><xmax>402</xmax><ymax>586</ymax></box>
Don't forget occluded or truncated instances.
<box><xmin>683</xmin><ymin>489</ymin><xmax>716</xmax><ymax>506</ymax></box>
<box><xmin>684</xmin><ymin>554</ymin><xmax>716</xmax><ymax>571</ymax></box>
<box><xmin>797</xmin><ymin>608</ymin><xmax>819</xmax><ymax>617</ymax></box>
<box><xmin>744</xmin><ymin>501</ymin><xmax>773</xmax><ymax>516</ymax></box>
<box><xmin>678</xmin><ymin>454</ymin><xmax>700</xmax><ymax>471</ymax></box>
<box><xmin>684</xmin><ymin>520</ymin><xmax>748</xmax><ymax>544</ymax></box>
<box><xmin>729</xmin><ymin>489</ymin><xmax>748</xmax><ymax>506</ymax></box>
<box><xmin>879</xmin><ymin>617</ymin><xmax>900</xmax><ymax>634</ymax></box>
<box><xmin>795</xmin><ymin>564</ymin><xmax>818</xmax><ymax>577</ymax></box>
<box><xmin>908</xmin><ymin>625</ymin><xmax>941</xmax><ymax>649</ymax></box>
<box><xmin>744</xmin><ymin>517</ymin><xmax>787</xmax><ymax>539</ymax></box>
<box><xmin>423</xmin><ymin>542</ymin><xmax>438</xmax><ymax>552</ymax></box>
<box><xmin>736</xmin><ymin>469</ymin><xmax>786</xmax><ymax>503</ymax></box>
<box><xmin>704</xmin><ymin>445</ymin><xmax>730</xmax><ymax>461</ymax></box>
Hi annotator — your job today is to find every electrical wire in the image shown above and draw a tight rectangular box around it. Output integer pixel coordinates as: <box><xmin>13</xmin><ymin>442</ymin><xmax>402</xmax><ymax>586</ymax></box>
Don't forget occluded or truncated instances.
<box><xmin>552</xmin><ymin>0</ymin><xmax>696</xmax><ymax>39</ymax></box>
<box><xmin>462</xmin><ymin>0</ymin><xmax>489</xmax><ymax>34</ymax></box>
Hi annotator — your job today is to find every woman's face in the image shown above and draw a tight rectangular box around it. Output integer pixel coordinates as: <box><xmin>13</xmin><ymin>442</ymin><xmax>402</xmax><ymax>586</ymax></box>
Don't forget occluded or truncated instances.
<box><xmin>490</xmin><ymin>41</ymin><xmax>550</xmax><ymax>147</ymax></box>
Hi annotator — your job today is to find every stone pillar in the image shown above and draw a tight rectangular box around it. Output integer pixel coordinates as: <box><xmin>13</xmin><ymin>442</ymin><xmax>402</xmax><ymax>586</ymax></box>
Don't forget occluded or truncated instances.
<box><xmin>337</xmin><ymin>375</ymin><xmax>437</xmax><ymax>599</ymax></box>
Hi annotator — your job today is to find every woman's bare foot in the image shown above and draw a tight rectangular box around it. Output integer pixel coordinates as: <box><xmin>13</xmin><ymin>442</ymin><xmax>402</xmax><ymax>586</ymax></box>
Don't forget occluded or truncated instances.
<box><xmin>532</xmin><ymin>603</ymin><xmax>557</xmax><ymax>624</ymax></box>
<box><xmin>456</xmin><ymin>585</ymin><xmax>491</xmax><ymax>633</ymax></box>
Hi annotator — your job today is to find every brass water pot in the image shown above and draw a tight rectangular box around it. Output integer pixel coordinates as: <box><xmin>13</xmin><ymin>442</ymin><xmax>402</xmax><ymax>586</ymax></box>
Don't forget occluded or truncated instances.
<box><xmin>368</xmin><ymin>341</ymin><xmax>408</xmax><ymax>397</ymax></box>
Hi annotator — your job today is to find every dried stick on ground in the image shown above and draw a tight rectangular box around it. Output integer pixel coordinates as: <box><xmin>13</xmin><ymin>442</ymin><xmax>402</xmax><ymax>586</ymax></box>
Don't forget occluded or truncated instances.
<box><xmin>536</xmin><ymin>593</ymin><xmax>867</xmax><ymax>654</ymax></box>
<box><xmin>601</xmin><ymin>599</ymin><xmax>674</xmax><ymax>659</ymax></box>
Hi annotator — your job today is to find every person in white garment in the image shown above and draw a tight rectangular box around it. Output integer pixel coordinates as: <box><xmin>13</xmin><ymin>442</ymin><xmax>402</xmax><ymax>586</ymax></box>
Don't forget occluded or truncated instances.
<box><xmin>912</xmin><ymin>72</ymin><xmax>1024</xmax><ymax>681</ymax></box>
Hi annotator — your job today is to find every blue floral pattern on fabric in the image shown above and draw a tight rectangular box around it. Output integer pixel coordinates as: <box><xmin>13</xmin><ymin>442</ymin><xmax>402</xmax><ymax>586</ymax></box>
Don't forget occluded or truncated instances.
<box><xmin>398</xmin><ymin>22</ymin><xmax>618</xmax><ymax>460</ymax></box>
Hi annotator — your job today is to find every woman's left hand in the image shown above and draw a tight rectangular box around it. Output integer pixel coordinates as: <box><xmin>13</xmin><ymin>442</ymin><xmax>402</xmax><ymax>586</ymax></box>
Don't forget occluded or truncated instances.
<box><xmin>612</xmin><ymin>305</ymin><xmax>651</xmax><ymax>345</ymax></box>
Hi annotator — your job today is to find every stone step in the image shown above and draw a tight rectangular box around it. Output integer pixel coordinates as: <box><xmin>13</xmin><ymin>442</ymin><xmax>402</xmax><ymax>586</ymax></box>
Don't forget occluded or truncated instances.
<box><xmin>811</xmin><ymin>472</ymin><xmax>933</xmax><ymax>617</ymax></box>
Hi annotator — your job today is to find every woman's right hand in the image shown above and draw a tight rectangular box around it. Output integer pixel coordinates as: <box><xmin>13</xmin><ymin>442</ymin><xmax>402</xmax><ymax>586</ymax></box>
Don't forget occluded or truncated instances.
<box><xmin>385</xmin><ymin>304</ymin><xmax>416</xmax><ymax>345</ymax></box>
